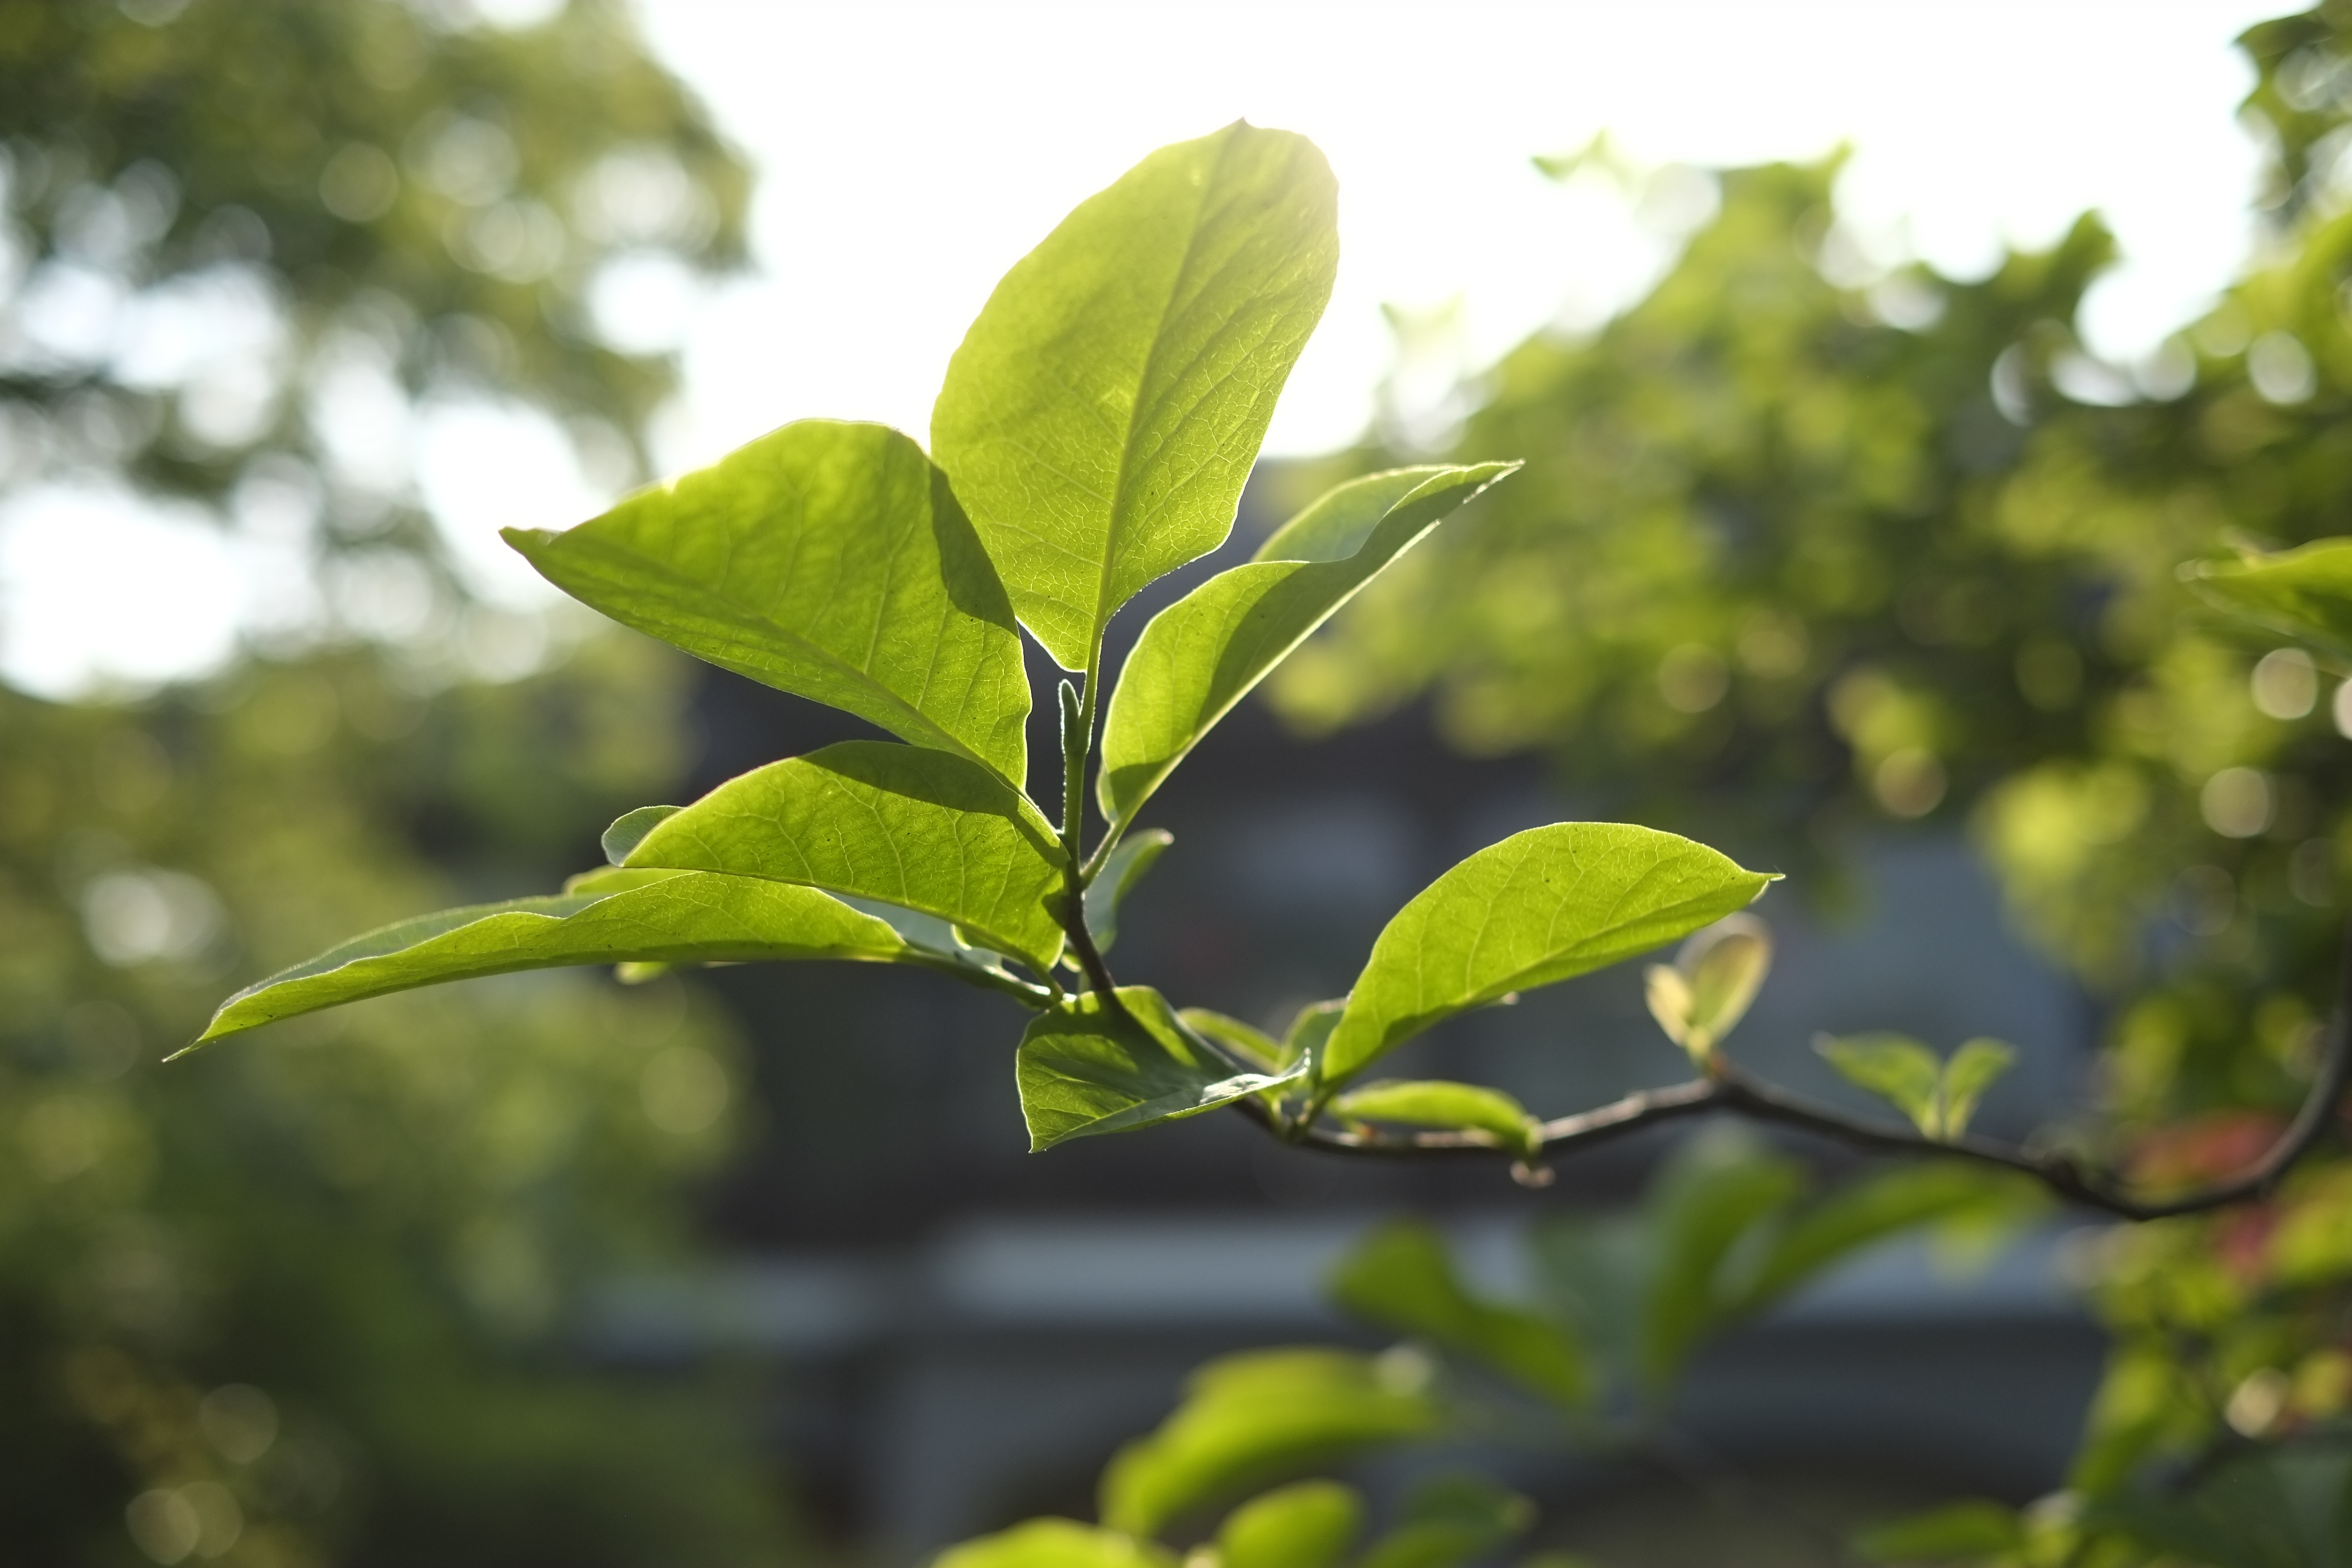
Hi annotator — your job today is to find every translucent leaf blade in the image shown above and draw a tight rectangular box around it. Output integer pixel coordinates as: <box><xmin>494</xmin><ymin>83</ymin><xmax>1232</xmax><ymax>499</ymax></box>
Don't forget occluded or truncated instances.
<box><xmin>1017</xmin><ymin>987</ymin><xmax>1300</xmax><ymax>1151</ymax></box>
<box><xmin>932</xmin><ymin>122</ymin><xmax>1339</xmax><ymax>671</ymax></box>
<box><xmin>2182</xmin><ymin>537</ymin><xmax>2352</xmax><ymax>661</ymax></box>
<box><xmin>1940</xmin><ymin>1037</ymin><xmax>2018</xmax><ymax>1139</ymax></box>
<box><xmin>1330</xmin><ymin>1079</ymin><xmax>1544</xmax><ymax>1160</ymax></box>
<box><xmin>1814</xmin><ymin>1032</ymin><xmax>1945</xmax><ymax>1135</ymax></box>
<box><xmin>1098</xmin><ymin>463</ymin><xmax>1517</xmax><ymax>826</ymax></box>
<box><xmin>1084</xmin><ymin>827</ymin><xmax>1173</xmax><ymax>954</ymax></box>
<box><xmin>934</xmin><ymin>1519</ymin><xmax>1173</xmax><ymax>1568</ymax></box>
<box><xmin>505</xmin><ymin>419</ymin><xmax>1030</xmax><ymax>782</ymax></box>
<box><xmin>1098</xmin><ymin>1348</ymin><xmax>1442</xmax><ymax>1537</ymax></box>
<box><xmin>1216</xmin><ymin>1482</ymin><xmax>1362</xmax><ymax>1568</ymax></box>
<box><xmin>625</xmin><ymin>739</ymin><xmax>1067</xmax><ymax>974</ymax></box>
<box><xmin>1327</xmin><ymin>1220</ymin><xmax>1589</xmax><ymax>1409</ymax></box>
<box><xmin>190</xmin><ymin>872</ymin><xmax>906</xmax><ymax>1048</ymax></box>
<box><xmin>1321</xmin><ymin>824</ymin><xmax>1775</xmax><ymax>1086</ymax></box>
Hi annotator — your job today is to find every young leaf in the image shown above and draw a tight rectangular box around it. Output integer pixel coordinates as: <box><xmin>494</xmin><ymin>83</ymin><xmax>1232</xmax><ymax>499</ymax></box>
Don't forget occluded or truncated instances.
<box><xmin>1177</xmin><ymin>1008</ymin><xmax>1286</xmax><ymax>1072</ymax></box>
<box><xmin>1215</xmin><ymin>1481</ymin><xmax>1363</xmax><ymax>1568</ymax></box>
<box><xmin>1642</xmin><ymin>913</ymin><xmax>1771</xmax><ymax>1066</ymax></box>
<box><xmin>1327</xmin><ymin>1221</ymin><xmax>1589</xmax><ymax>1410</ymax></box>
<box><xmin>1330</xmin><ymin>1079</ymin><xmax>1545</xmax><ymax>1161</ymax></box>
<box><xmin>600</xmin><ymin>804</ymin><xmax>680</xmax><ymax>867</ymax></box>
<box><xmin>1320</xmin><ymin>824</ymin><xmax>1775</xmax><ymax>1087</ymax></box>
<box><xmin>1084</xmin><ymin>827</ymin><xmax>1174</xmax><ymax>954</ymax></box>
<box><xmin>931</xmin><ymin>121</ymin><xmax>1339</xmax><ymax>672</ymax></box>
<box><xmin>1017</xmin><ymin>988</ymin><xmax>1301</xmax><ymax>1150</ymax></box>
<box><xmin>624</xmin><ymin>739</ymin><xmax>1067</xmax><ymax>975</ymax></box>
<box><xmin>1097</xmin><ymin>464</ymin><xmax>1519</xmax><ymax>828</ymax></box>
<box><xmin>1940</xmin><ymin>1038</ymin><xmax>2016</xmax><ymax>1139</ymax></box>
<box><xmin>505</xmin><ymin>420</ymin><xmax>1030</xmax><ymax>782</ymax></box>
<box><xmin>1355</xmin><ymin>1474</ymin><xmax>1533</xmax><ymax>1568</ymax></box>
<box><xmin>1814</xmin><ymin>1033</ymin><xmax>1944</xmax><ymax>1136</ymax></box>
<box><xmin>186</xmin><ymin>872</ymin><xmax>906</xmax><ymax>1050</ymax></box>
<box><xmin>1098</xmin><ymin>1348</ymin><xmax>1442</xmax><ymax>1538</ymax></box>
<box><xmin>2182</xmin><ymin>536</ymin><xmax>2352</xmax><ymax>661</ymax></box>
<box><xmin>933</xmin><ymin>1519</ymin><xmax>1173</xmax><ymax>1568</ymax></box>
<box><xmin>1284</xmin><ymin>999</ymin><xmax>1346</xmax><ymax>1069</ymax></box>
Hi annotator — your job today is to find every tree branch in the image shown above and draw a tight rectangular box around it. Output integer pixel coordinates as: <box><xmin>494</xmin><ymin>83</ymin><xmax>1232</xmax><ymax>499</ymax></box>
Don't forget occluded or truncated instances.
<box><xmin>1232</xmin><ymin>919</ymin><xmax>2352</xmax><ymax>1223</ymax></box>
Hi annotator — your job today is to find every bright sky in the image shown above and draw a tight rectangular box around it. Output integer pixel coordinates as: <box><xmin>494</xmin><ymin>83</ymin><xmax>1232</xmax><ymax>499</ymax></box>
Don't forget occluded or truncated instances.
<box><xmin>0</xmin><ymin>0</ymin><xmax>2289</xmax><ymax>698</ymax></box>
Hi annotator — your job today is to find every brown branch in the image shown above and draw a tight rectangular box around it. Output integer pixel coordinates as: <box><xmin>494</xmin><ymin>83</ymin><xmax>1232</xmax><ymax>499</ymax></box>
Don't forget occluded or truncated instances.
<box><xmin>1232</xmin><ymin>919</ymin><xmax>2352</xmax><ymax>1223</ymax></box>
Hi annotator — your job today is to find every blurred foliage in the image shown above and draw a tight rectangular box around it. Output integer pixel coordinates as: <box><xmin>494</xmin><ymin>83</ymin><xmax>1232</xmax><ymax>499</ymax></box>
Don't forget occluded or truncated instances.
<box><xmin>1271</xmin><ymin>4</ymin><xmax>2352</xmax><ymax>1561</ymax></box>
<box><xmin>0</xmin><ymin>0</ymin><xmax>746</xmax><ymax>599</ymax></box>
<box><xmin>0</xmin><ymin>641</ymin><xmax>806</xmax><ymax>1565</ymax></box>
<box><xmin>0</xmin><ymin>0</ymin><xmax>803</xmax><ymax>1562</ymax></box>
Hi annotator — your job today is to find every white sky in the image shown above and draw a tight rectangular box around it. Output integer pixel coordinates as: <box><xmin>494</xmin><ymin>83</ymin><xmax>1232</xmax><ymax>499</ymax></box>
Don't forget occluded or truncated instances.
<box><xmin>0</xmin><ymin>0</ymin><xmax>2291</xmax><ymax>698</ymax></box>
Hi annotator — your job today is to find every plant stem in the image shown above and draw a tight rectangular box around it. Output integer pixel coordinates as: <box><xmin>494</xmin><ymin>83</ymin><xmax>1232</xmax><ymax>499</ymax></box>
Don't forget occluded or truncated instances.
<box><xmin>1054</xmin><ymin>632</ymin><xmax>1129</xmax><ymax>1012</ymax></box>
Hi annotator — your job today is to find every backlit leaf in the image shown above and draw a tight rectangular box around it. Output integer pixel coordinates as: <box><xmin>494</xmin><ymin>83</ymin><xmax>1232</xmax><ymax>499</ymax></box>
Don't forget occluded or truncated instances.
<box><xmin>1328</xmin><ymin>1221</ymin><xmax>1589</xmax><ymax>1409</ymax></box>
<box><xmin>1215</xmin><ymin>1481</ymin><xmax>1362</xmax><ymax>1568</ymax></box>
<box><xmin>933</xmin><ymin>1519</ymin><xmax>1173</xmax><ymax>1568</ymax></box>
<box><xmin>1098</xmin><ymin>1348</ymin><xmax>1443</xmax><ymax>1538</ymax></box>
<box><xmin>1321</xmin><ymin>824</ymin><xmax>1774</xmax><ymax>1087</ymax></box>
<box><xmin>2182</xmin><ymin>537</ymin><xmax>2352</xmax><ymax>661</ymax></box>
<box><xmin>505</xmin><ymin>420</ymin><xmax>1030</xmax><ymax>782</ymax></box>
<box><xmin>1941</xmin><ymin>1038</ymin><xmax>2017</xmax><ymax>1139</ymax></box>
<box><xmin>1098</xmin><ymin>464</ymin><xmax>1516</xmax><ymax>827</ymax></box>
<box><xmin>1085</xmin><ymin>828</ymin><xmax>1173</xmax><ymax>953</ymax></box>
<box><xmin>1356</xmin><ymin>1474</ymin><xmax>1533</xmax><ymax>1568</ymax></box>
<box><xmin>1814</xmin><ymin>1032</ymin><xmax>1944</xmax><ymax>1136</ymax></box>
<box><xmin>1177</xmin><ymin>1008</ymin><xmax>1285</xmax><ymax>1072</ymax></box>
<box><xmin>1642</xmin><ymin>913</ymin><xmax>1771</xmax><ymax>1065</ymax></box>
<box><xmin>932</xmin><ymin>122</ymin><xmax>1339</xmax><ymax>672</ymax></box>
<box><xmin>625</xmin><ymin>739</ymin><xmax>1066</xmax><ymax>974</ymax></box>
<box><xmin>1330</xmin><ymin>1080</ymin><xmax>1544</xmax><ymax>1160</ymax></box>
<box><xmin>187</xmin><ymin>871</ymin><xmax>905</xmax><ymax>1049</ymax></box>
<box><xmin>1017</xmin><ymin>987</ymin><xmax>1300</xmax><ymax>1151</ymax></box>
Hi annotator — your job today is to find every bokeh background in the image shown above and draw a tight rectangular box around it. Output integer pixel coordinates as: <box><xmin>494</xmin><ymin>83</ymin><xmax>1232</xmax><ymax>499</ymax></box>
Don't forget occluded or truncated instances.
<box><xmin>7</xmin><ymin>1</ymin><xmax>2352</xmax><ymax>1563</ymax></box>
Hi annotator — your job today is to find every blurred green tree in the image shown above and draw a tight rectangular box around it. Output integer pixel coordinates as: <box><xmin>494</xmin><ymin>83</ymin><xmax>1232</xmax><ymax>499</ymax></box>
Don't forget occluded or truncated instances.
<box><xmin>0</xmin><ymin>0</ymin><xmax>800</xmax><ymax>1562</ymax></box>
<box><xmin>1276</xmin><ymin>4</ymin><xmax>2352</xmax><ymax>1556</ymax></box>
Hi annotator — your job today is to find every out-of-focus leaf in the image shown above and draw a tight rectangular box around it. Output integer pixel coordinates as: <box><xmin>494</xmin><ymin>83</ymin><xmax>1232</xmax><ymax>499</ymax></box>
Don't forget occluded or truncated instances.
<box><xmin>931</xmin><ymin>121</ymin><xmax>1339</xmax><ymax>672</ymax></box>
<box><xmin>626</xmin><ymin>739</ymin><xmax>1066</xmax><ymax>974</ymax></box>
<box><xmin>1940</xmin><ymin>1038</ymin><xmax>2016</xmax><ymax>1139</ymax></box>
<box><xmin>1085</xmin><ymin>829</ymin><xmax>1174</xmax><ymax>953</ymax></box>
<box><xmin>933</xmin><ymin>1518</ymin><xmax>1174</xmax><ymax>1568</ymax></box>
<box><xmin>600</xmin><ymin>804</ymin><xmax>681</xmax><ymax>866</ymax></box>
<box><xmin>1215</xmin><ymin>1481</ymin><xmax>1363</xmax><ymax>1568</ymax></box>
<box><xmin>507</xmin><ymin>420</ymin><xmax>1031</xmax><ymax>783</ymax></box>
<box><xmin>1638</xmin><ymin>1136</ymin><xmax>1806</xmax><ymax>1391</ymax></box>
<box><xmin>1321</xmin><ymin>824</ymin><xmax>1774</xmax><ymax>1087</ymax></box>
<box><xmin>1099</xmin><ymin>1348</ymin><xmax>1444</xmax><ymax>1538</ymax></box>
<box><xmin>1815</xmin><ymin>1033</ymin><xmax>1944</xmax><ymax>1136</ymax></box>
<box><xmin>1737</xmin><ymin>1163</ymin><xmax>2041</xmax><ymax>1314</ymax></box>
<box><xmin>1356</xmin><ymin>1474</ymin><xmax>1534</xmax><ymax>1568</ymax></box>
<box><xmin>1642</xmin><ymin>913</ymin><xmax>1771</xmax><ymax>1064</ymax></box>
<box><xmin>188</xmin><ymin>872</ymin><xmax>905</xmax><ymax>1049</ymax></box>
<box><xmin>2086</xmin><ymin>1441</ymin><xmax>2352</xmax><ymax>1568</ymax></box>
<box><xmin>1286</xmin><ymin>1000</ymin><xmax>1347</xmax><ymax>1070</ymax></box>
<box><xmin>1851</xmin><ymin>1499</ymin><xmax>2024</xmax><ymax>1563</ymax></box>
<box><xmin>1328</xmin><ymin>1221</ymin><xmax>1589</xmax><ymax>1410</ymax></box>
<box><xmin>1098</xmin><ymin>464</ymin><xmax>1517</xmax><ymax>827</ymax></box>
<box><xmin>2183</xmin><ymin>537</ymin><xmax>2352</xmax><ymax>661</ymax></box>
<box><xmin>1017</xmin><ymin>988</ymin><xmax>1301</xmax><ymax>1151</ymax></box>
<box><xmin>1330</xmin><ymin>1080</ymin><xmax>1544</xmax><ymax>1160</ymax></box>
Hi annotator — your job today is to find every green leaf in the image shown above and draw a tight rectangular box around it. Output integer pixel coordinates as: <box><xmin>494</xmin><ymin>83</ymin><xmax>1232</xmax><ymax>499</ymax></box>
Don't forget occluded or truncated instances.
<box><xmin>1285</xmin><ymin>1000</ymin><xmax>1346</xmax><ymax>1070</ymax></box>
<box><xmin>1637</xmin><ymin>1134</ymin><xmax>1805</xmax><ymax>1392</ymax></box>
<box><xmin>1642</xmin><ymin>913</ymin><xmax>1771</xmax><ymax>1066</ymax></box>
<box><xmin>504</xmin><ymin>419</ymin><xmax>1030</xmax><ymax>782</ymax></box>
<box><xmin>931</xmin><ymin>121</ymin><xmax>1339</xmax><ymax>672</ymax></box>
<box><xmin>1851</xmin><ymin>1499</ymin><xmax>2023</xmax><ymax>1563</ymax></box>
<box><xmin>933</xmin><ymin>1519</ymin><xmax>1173</xmax><ymax>1568</ymax></box>
<box><xmin>1814</xmin><ymin>1032</ymin><xmax>1944</xmax><ymax>1136</ymax></box>
<box><xmin>1940</xmin><ymin>1038</ymin><xmax>2016</xmax><ymax>1139</ymax></box>
<box><xmin>1016</xmin><ymin>987</ymin><xmax>1300</xmax><ymax>1151</ymax></box>
<box><xmin>1320</xmin><ymin>824</ymin><xmax>1775</xmax><ymax>1087</ymax></box>
<box><xmin>2182</xmin><ymin>536</ymin><xmax>2352</xmax><ymax>661</ymax></box>
<box><xmin>1098</xmin><ymin>1348</ymin><xmax>1443</xmax><ymax>1538</ymax></box>
<box><xmin>186</xmin><ymin>872</ymin><xmax>906</xmax><ymax>1050</ymax></box>
<box><xmin>625</xmin><ymin>739</ymin><xmax>1066</xmax><ymax>975</ymax></box>
<box><xmin>1356</xmin><ymin>1474</ymin><xmax>1533</xmax><ymax>1568</ymax></box>
<box><xmin>1085</xmin><ymin>828</ymin><xmax>1173</xmax><ymax>954</ymax></box>
<box><xmin>1737</xmin><ymin>1163</ymin><xmax>2037</xmax><ymax>1315</ymax></box>
<box><xmin>1215</xmin><ymin>1481</ymin><xmax>1363</xmax><ymax>1568</ymax></box>
<box><xmin>601</xmin><ymin>804</ymin><xmax>680</xmax><ymax>866</ymax></box>
<box><xmin>1327</xmin><ymin>1221</ymin><xmax>1589</xmax><ymax>1410</ymax></box>
<box><xmin>1177</xmin><ymin>1008</ymin><xmax>1286</xmax><ymax>1072</ymax></box>
<box><xmin>1097</xmin><ymin>464</ymin><xmax>1517</xmax><ymax>827</ymax></box>
<box><xmin>1330</xmin><ymin>1080</ymin><xmax>1544</xmax><ymax>1161</ymax></box>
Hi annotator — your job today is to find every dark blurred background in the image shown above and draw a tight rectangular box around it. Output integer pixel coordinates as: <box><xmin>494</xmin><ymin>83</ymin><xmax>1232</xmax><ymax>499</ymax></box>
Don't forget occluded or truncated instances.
<box><xmin>8</xmin><ymin>1</ymin><xmax>2352</xmax><ymax>1564</ymax></box>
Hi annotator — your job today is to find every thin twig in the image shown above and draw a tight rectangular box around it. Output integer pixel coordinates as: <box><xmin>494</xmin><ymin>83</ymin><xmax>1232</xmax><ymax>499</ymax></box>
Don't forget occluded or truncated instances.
<box><xmin>1232</xmin><ymin>919</ymin><xmax>2352</xmax><ymax>1222</ymax></box>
